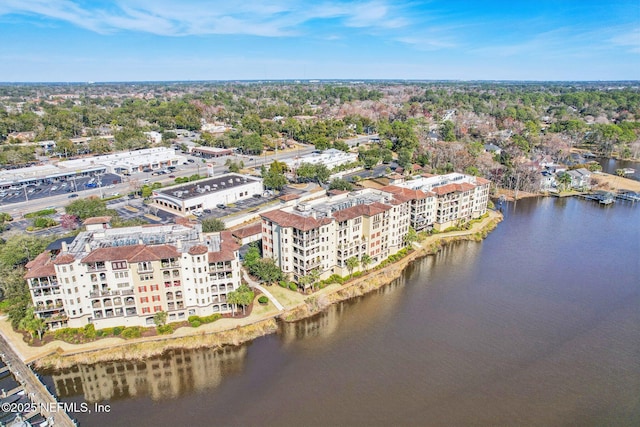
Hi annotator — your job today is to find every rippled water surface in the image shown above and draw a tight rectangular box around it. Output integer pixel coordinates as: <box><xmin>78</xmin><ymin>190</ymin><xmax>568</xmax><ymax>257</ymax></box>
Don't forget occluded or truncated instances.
<box><xmin>41</xmin><ymin>197</ymin><xmax>640</xmax><ymax>426</ymax></box>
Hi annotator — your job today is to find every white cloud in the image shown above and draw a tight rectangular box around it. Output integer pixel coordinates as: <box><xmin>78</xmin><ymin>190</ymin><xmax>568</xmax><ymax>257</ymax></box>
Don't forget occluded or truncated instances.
<box><xmin>0</xmin><ymin>0</ymin><xmax>411</xmax><ymax>37</ymax></box>
<box><xmin>610</xmin><ymin>28</ymin><xmax>640</xmax><ymax>53</ymax></box>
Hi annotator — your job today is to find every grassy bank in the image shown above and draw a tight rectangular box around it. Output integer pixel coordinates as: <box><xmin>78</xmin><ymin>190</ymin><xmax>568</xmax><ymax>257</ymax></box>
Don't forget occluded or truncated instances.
<box><xmin>35</xmin><ymin>319</ymin><xmax>278</xmax><ymax>370</ymax></box>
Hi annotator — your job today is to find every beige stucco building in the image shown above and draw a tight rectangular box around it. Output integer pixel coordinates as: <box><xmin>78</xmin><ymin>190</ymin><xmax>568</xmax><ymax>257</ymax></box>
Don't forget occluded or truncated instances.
<box><xmin>25</xmin><ymin>218</ymin><xmax>242</xmax><ymax>330</ymax></box>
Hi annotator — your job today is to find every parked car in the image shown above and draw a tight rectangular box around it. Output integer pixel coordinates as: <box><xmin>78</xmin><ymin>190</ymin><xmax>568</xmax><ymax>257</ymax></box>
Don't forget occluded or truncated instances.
<box><xmin>169</xmin><ymin>175</ymin><xmax>175</xmax><ymax>178</ymax></box>
<box><xmin>68</xmin><ymin>193</ymin><xmax>79</xmax><ymax>198</ymax></box>
<box><xmin>216</xmin><ymin>204</ymin><xmax>227</xmax><ymax>209</ymax></box>
<box><xmin>203</xmin><ymin>209</ymin><xmax>212</xmax><ymax>214</ymax></box>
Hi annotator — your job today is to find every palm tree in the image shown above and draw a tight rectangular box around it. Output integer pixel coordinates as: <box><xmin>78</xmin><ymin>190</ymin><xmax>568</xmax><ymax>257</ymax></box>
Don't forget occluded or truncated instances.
<box><xmin>557</xmin><ymin>172</ymin><xmax>572</xmax><ymax>192</ymax></box>
<box><xmin>346</xmin><ymin>256</ymin><xmax>359</xmax><ymax>278</ymax></box>
<box><xmin>360</xmin><ymin>254</ymin><xmax>372</xmax><ymax>272</ymax></box>
<box><xmin>404</xmin><ymin>227</ymin><xmax>419</xmax><ymax>247</ymax></box>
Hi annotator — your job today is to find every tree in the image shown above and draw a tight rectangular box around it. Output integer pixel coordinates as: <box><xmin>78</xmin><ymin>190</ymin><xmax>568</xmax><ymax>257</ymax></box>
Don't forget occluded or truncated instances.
<box><xmin>60</xmin><ymin>214</ymin><xmax>79</xmax><ymax>230</ymax></box>
<box><xmin>65</xmin><ymin>197</ymin><xmax>110</xmax><ymax>219</ymax></box>
<box><xmin>557</xmin><ymin>172</ymin><xmax>572</xmax><ymax>191</ymax></box>
<box><xmin>243</xmin><ymin>242</ymin><xmax>261</xmax><ymax>269</ymax></box>
<box><xmin>225</xmin><ymin>159</ymin><xmax>244</xmax><ymax>173</ymax></box>
<box><xmin>441</xmin><ymin>120</ymin><xmax>456</xmax><ymax>142</ymax></box>
<box><xmin>202</xmin><ymin>218</ymin><xmax>226</xmax><ymax>232</ymax></box>
<box><xmin>153</xmin><ymin>310</ymin><xmax>168</xmax><ymax>327</ymax></box>
<box><xmin>262</xmin><ymin>161</ymin><xmax>288</xmax><ymax>191</ymax></box>
<box><xmin>397</xmin><ymin>148</ymin><xmax>413</xmax><ymax>170</ymax></box>
<box><xmin>329</xmin><ymin>178</ymin><xmax>353</xmax><ymax>191</ymax></box>
<box><xmin>227</xmin><ymin>290</ymin><xmax>241</xmax><ymax>316</ymax></box>
<box><xmin>360</xmin><ymin>254</ymin><xmax>372</xmax><ymax>272</ymax></box>
<box><xmin>346</xmin><ymin>256</ymin><xmax>359</xmax><ymax>278</ymax></box>
<box><xmin>18</xmin><ymin>306</ymin><xmax>46</xmax><ymax>341</ymax></box>
<box><xmin>250</xmin><ymin>259</ymin><xmax>284</xmax><ymax>284</ymax></box>
<box><xmin>56</xmin><ymin>139</ymin><xmax>74</xmax><ymax>157</ymax></box>
<box><xmin>404</xmin><ymin>227</ymin><xmax>419</xmax><ymax>246</ymax></box>
<box><xmin>227</xmin><ymin>284</ymin><xmax>254</xmax><ymax>315</ymax></box>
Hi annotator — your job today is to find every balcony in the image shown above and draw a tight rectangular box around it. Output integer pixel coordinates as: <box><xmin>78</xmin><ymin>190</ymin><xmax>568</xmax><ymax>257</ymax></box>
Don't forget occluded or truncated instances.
<box><xmin>160</xmin><ymin>261</ymin><xmax>180</xmax><ymax>269</ymax></box>
<box><xmin>89</xmin><ymin>289</ymin><xmax>134</xmax><ymax>298</ymax></box>
<box><xmin>87</xmin><ymin>263</ymin><xmax>106</xmax><ymax>272</ymax></box>
<box><xmin>30</xmin><ymin>280</ymin><xmax>58</xmax><ymax>289</ymax></box>
<box><xmin>35</xmin><ymin>304</ymin><xmax>63</xmax><ymax>313</ymax></box>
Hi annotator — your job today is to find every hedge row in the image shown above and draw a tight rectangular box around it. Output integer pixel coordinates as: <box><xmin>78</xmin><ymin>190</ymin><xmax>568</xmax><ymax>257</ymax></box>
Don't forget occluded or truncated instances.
<box><xmin>187</xmin><ymin>313</ymin><xmax>222</xmax><ymax>328</ymax></box>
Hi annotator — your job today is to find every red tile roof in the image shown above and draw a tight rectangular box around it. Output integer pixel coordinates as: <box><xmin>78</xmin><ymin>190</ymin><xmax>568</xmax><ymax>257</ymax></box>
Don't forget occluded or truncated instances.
<box><xmin>278</xmin><ymin>193</ymin><xmax>301</xmax><ymax>201</ymax></box>
<box><xmin>188</xmin><ymin>245</ymin><xmax>208</xmax><ymax>255</ymax></box>
<box><xmin>431</xmin><ymin>182</ymin><xmax>476</xmax><ymax>195</ymax></box>
<box><xmin>53</xmin><ymin>254</ymin><xmax>76</xmax><ymax>265</ymax></box>
<box><xmin>83</xmin><ymin>216</ymin><xmax>113</xmax><ymax>225</ymax></box>
<box><xmin>261</xmin><ymin>210</ymin><xmax>332</xmax><ymax>231</ymax></box>
<box><xmin>24</xmin><ymin>252</ymin><xmax>56</xmax><ymax>279</ymax></box>
<box><xmin>380</xmin><ymin>185</ymin><xmax>432</xmax><ymax>200</ymax></box>
<box><xmin>332</xmin><ymin>202</ymin><xmax>391</xmax><ymax>222</ymax></box>
<box><xmin>232</xmin><ymin>223</ymin><xmax>262</xmax><ymax>239</ymax></box>
<box><xmin>209</xmin><ymin>231</ymin><xmax>240</xmax><ymax>262</ymax></box>
<box><xmin>81</xmin><ymin>244</ymin><xmax>179</xmax><ymax>263</ymax></box>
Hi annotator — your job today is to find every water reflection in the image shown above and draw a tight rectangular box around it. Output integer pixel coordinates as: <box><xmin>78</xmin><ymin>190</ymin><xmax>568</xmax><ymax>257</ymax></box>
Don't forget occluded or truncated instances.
<box><xmin>47</xmin><ymin>345</ymin><xmax>247</xmax><ymax>402</ymax></box>
<box><xmin>279</xmin><ymin>275</ymin><xmax>407</xmax><ymax>348</ymax></box>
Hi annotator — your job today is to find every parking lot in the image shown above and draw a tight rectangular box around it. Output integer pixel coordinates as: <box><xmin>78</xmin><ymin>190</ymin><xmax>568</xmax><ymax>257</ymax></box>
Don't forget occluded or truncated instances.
<box><xmin>0</xmin><ymin>173</ymin><xmax>122</xmax><ymax>205</ymax></box>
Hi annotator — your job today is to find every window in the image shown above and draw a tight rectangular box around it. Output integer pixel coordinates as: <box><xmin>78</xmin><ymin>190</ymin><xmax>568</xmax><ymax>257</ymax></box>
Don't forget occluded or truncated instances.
<box><xmin>142</xmin><ymin>307</ymin><xmax>150</xmax><ymax>314</ymax></box>
<box><xmin>115</xmin><ymin>271</ymin><xmax>129</xmax><ymax>279</ymax></box>
<box><xmin>138</xmin><ymin>286</ymin><xmax>147</xmax><ymax>292</ymax></box>
<box><xmin>150</xmin><ymin>284</ymin><xmax>159</xmax><ymax>291</ymax></box>
<box><xmin>112</xmin><ymin>261</ymin><xmax>127</xmax><ymax>270</ymax></box>
<box><xmin>138</xmin><ymin>261</ymin><xmax>153</xmax><ymax>272</ymax></box>
<box><xmin>140</xmin><ymin>297</ymin><xmax>149</xmax><ymax>303</ymax></box>
<box><xmin>154</xmin><ymin>305</ymin><xmax>162</xmax><ymax>312</ymax></box>
<box><xmin>152</xmin><ymin>295</ymin><xmax>160</xmax><ymax>302</ymax></box>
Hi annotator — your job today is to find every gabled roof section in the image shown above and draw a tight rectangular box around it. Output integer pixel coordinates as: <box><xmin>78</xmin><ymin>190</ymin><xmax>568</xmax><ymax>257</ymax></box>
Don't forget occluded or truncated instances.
<box><xmin>81</xmin><ymin>244</ymin><xmax>179</xmax><ymax>263</ymax></box>
<box><xmin>379</xmin><ymin>185</ymin><xmax>432</xmax><ymax>200</ymax></box>
<box><xmin>83</xmin><ymin>216</ymin><xmax>113</xmax><ymax>226</ymax></box>
<box><xmin>232</xmin><ymin>223</ymin><xmax>262</xmax><ymax>239</ymax></box>
<box><xmin>431</xmin><ymin>182</ymin><xmax>476</xmax><ymax>195</ymax></box>
<box><xmin>261</xmin><ymin>210</ymin><xmax>332</xmax><ymax>231</ymax></box>
<box><xmin>332</xmin><ymin>202</ymin><xmax>391</xmax><ymax>222</ymax></box>
<box><xmin>53</xmin><ymin>254</ymin><xmax>76</xmax><ymax>265</ymax></box>
<box><xmin>209</xmin><ymin>231</ymin><xmax>240</xmax><ymax>262</ymax></box>
<box><xmin>24</xmin><ymin>252</ymin><xmax>56</xmax><ymax>279</ymax></box>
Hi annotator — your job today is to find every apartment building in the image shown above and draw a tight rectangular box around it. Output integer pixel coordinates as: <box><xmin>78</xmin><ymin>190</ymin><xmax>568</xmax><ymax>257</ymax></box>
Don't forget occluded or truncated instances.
<box><xmin>391</xmin><ymin>173</ymin><xmax>491</xmax><ymax>230</ymax></box>
<box><xmin>260</xmin><ymin>173</ymin><xmax>491</xmax><ymax>285</ymax></box>
<box><xmin>261</xmin><ymin>188</ymin><xmax>412</xmax><ymax>285</ymax></box>
<box><xmin>24</xmin><ymin>218</ymin><xmax>241</xmax><ymax>330</ymax></box>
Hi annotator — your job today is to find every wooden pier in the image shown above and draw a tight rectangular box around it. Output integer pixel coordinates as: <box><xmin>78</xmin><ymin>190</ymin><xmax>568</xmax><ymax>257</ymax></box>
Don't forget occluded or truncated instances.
<box><xmin>0</xmin><ymin>334</ymin><xmax>77</xmax><ymax>427</ymax></box>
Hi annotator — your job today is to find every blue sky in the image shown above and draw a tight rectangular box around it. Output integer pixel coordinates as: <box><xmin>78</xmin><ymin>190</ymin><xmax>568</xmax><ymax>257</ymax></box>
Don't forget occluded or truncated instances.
<box><xmin>0</xmin><ymin>0</ymin><xmax>638</xmax><ymax>82</ymax></box>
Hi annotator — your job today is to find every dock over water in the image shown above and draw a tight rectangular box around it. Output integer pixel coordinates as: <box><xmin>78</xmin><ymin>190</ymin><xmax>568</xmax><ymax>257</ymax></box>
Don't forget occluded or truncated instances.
<box><xmin>0</xmin><ymin>334</ymin><xmax>76</xmax><ymax>427</ymax></box>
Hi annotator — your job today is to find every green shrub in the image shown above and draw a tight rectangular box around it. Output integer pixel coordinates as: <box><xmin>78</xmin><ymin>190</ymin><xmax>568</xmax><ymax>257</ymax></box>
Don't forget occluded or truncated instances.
<box><xmin>288</xmin><ymin>282</ymin><xmax>298</xmax><ymax>291</ymax></box>
<box><xmin>188</xmin><ymin>313</ymin><xmax>221</xmax><ymax>328</ymax></box>
<box><xmin>352</xmin><ymin>271</ymin><xmax>363</xmax><ymax>278</ymax></box>
<box><xmin>33</xmin><ymin>217</ymin><xmax>58</xmax><ymax>229</ymax></box>
<box><xmin>121</xmin><ymin>326</ymin><xmax>142</xmax><ymax>339</ymax></box>
<box><xmin>83</xmin><ymin>324</ymin><xmax>96</xmax><ymax>339</ymax></box>
<box><xmin>112</xmin><ymin>326</ymin><xmax>123</xmax><ymax>336</ymax></box>
<box><xmin>157</xmin><ymin>324</ymin><xmax>174</xmax><ymax>335</ymax></box>
<box><xmin>258</xmin><ymin>296</ymin><xmax>268</xmax><ymax>304</ymax></box>
<box><xmin>24</xmin><ymin>208</ymin><xmax>56</xmax><ymax>218</ymax></box>
<box><xmin>278</xmin><ymin>281</ymin><xmax>288</xmax><ymax>288</ymax></box>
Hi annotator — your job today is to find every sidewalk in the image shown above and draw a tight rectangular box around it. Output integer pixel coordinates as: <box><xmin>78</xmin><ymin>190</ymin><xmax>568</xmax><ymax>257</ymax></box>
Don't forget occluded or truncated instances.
<box><xmin>242</xmin><ymin>270</ymin><xmax>285</xmax><ymax>311</ymax></box>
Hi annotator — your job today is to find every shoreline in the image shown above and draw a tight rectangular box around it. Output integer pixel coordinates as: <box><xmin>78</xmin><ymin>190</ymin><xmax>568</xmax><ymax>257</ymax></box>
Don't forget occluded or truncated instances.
<box><xmin>1</xmin><ymin>211</ymin><xmax>503</xmax><ymax>370</ymax></box>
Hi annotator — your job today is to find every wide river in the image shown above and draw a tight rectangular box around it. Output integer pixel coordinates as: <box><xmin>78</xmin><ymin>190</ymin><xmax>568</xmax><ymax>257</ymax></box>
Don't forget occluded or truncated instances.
<box><xmin>41</xmin><ymin>196</ymin><xmax>639</xmax><ymax>426</ymax></box>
